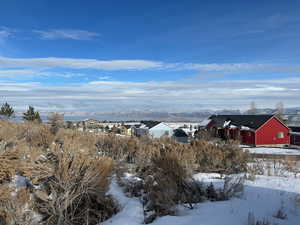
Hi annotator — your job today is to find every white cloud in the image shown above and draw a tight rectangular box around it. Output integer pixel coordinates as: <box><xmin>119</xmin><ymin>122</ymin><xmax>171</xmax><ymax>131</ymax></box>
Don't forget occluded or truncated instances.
<box><xmin>0</xmin><ymin>69</ymin><xmax>86</xmax><ymax>78</ymax></box>
<box><xmin>180</xmin><ymin>63</ymin><xmax>300</xmax><ymax>74</ymax></box>
<box><xmin>0</xmin><ymin>30</ymin><xmax>11</xmax><ymax>39</ymax></box>
<box><xmin>0</xmin><ymin>27</ymin><xmax>15</xmax><ymax>45</ymax></box>
<box><xmin>98</xmin><ymin>76</ymin><xmax>112</xmax><ymax>80</ymax></box>
<box><xmin>0</xmin><ymin>69</ymin><xmax>37</xmax><ymax>76</ymax></box>
<box><xmin>1</xmin><ymin>56</ymin><xmax>300</xmax><ymax>75</ymax></box>
<box><xmin>1</xmin><ymin>77</ymin><xmax>299</xmax><ymax>112</ymax></box>
<box><xmin>33</xmin><ymin>29</ymin><xmax>100</xmax><ymax>40</ymax></box>
<box><xmin>0</xmin><ymin>57</ymin><xmax>163</xmax><ymax>70</ymax></box>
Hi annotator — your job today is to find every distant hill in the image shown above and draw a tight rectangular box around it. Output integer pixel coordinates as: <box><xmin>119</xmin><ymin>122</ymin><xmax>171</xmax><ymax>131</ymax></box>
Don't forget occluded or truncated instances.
<box><xmin>13</xmin><ymin>107</ymin><xmax>300</xmax><ymax>122</ymax></box>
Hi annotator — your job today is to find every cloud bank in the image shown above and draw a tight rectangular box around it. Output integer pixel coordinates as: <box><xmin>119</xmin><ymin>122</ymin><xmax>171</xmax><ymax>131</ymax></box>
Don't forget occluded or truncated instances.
<box><xmin>1</xmin><ymin>57</ymin><xmax>300</xmax><ymax>75</ymax></box>
<box><xmin>1</xmin><ymin>77</ymin><xmax>299</xmax><ymax>112</ymax></box>
<box><xmin>0</xmin><ymin>56</ymin><xmax>299</xmax><ymax>112</ymax></box>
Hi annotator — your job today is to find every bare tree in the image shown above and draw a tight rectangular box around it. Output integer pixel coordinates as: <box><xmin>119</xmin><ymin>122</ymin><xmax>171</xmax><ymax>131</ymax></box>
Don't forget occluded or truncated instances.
<box><xmin>48</xmin><ymin>112</ymin><xmax>64</xmax><ymax>135</ymax></box>
<box><xmin>275</xmin><ymin>102</ymin><xmax>285</xmax><ymax>120</ymax></box>
<box><xmin>246</xmin><ymin>101</ymin><xmax>257</xmax><ymax>115</ymax></box>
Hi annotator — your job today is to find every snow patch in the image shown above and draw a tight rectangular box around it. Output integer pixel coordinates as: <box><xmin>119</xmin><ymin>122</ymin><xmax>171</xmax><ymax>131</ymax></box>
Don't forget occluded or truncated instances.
<box><xmin>105</xmin><ymin>173</ymin><xmax>300</xmax><ymax>225</ymax></box>
<box><xmin>244</xmin><ymin>147</ymin><xmax>300</xmax><ymax>155</ymax></box>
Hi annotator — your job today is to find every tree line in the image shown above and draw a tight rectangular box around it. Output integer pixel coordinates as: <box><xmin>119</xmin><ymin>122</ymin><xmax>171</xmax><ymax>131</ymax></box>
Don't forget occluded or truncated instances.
<box><xmin>0</xmin><ymin>102</ymin><xmax>42</xmax><ymax>123</ymax></box>
<box><xmin>246</xmin><ymin>101</ymin><xmax>285</xmax><ymax>119</ymax></box>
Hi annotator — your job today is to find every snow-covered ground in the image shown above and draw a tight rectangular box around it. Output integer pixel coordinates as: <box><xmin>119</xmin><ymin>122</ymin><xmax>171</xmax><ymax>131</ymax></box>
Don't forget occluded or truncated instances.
<box><xmin>243</xmin><ymin>146</ymin><xmax>300</xmax><ymax>155</ymax></box>
<box><xmin>104</xmin><ymin>173</ymin><xmax>300</xmax><ymax>225</ymax></box>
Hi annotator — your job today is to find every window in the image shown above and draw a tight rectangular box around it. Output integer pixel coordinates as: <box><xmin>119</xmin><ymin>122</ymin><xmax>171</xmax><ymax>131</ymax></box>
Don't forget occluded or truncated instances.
<box><xmin>277</xmin><ymin>132</ymin><xmax>284</xmax><ymax>139</ymax></box>
<box><xmin>248</xmin><ymin>132</ymin><xmax>251</xmax><ymax>137</ymax></box>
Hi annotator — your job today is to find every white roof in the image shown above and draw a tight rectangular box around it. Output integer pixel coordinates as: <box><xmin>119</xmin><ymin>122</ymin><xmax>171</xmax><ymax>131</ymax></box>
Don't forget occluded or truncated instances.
<box><xmin>199</xmin><ymin>118</ymin><xmax>211</xmax><ymax>126</ymax></box>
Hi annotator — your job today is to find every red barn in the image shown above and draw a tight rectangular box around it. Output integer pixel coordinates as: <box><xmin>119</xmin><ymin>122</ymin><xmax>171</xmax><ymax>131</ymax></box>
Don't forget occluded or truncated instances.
<box><xmin>207</xmin><ymin>115</ymin><xmax>290</xmax><ymax>147</ymax></box>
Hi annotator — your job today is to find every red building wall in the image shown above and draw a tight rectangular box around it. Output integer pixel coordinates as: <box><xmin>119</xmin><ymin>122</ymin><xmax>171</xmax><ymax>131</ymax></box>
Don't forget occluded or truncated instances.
<box><xmin>206</xmin><ymin>120</ymin><xmax>215</xmax><ymax>130</ymax></box>
<box><xmin>256</xmin><ymin>117</ymin><xmax>290</xmax><ymax>146</ymax></box>
<box><xmin>229</xmin><ymin>129</ymin><xmax>237</xmax><ymax>139</ymax></box>
<box><xmin>240</xmin><ymin>130</ymin><xmax>255</xmax><ymax>145</ymax></box>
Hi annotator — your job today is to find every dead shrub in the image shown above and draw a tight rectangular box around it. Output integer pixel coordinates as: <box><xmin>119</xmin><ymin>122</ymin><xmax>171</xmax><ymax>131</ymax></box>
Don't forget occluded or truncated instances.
<box><xmin>282</xmin><ymin>160</ymin><xmax>300</xmax><ymax>178</ymax></box>
<box><xmin>138</xmin><ymin>147</ymin><xmax>205</xmax><ymax>223</ymax></box>
<box><xmin>0</xmin><ymin>121</ymin><xmax>251</xmax><ymax>225</ymax></box>
<box><xmin>0</xmin><ymin>121</ymin><xmax>118</xmax><ymax>225</ymax></box>
<box><xmin>21</xmin><ymin>123</ymin><xmax>54</xmax><ymax>149</ymax></box>
<box><xmin>221</xmin><ymin>175</ymin><xmax>244</xmax><ymax>200</ymax></box>
<box><xmin>247</xmin><ymin>212</ymin><xmax>278</xmax><ymax>225</ymax></box>
<box><xmin>0</xmin><ymin>121</ymin><xmax>55</xmax><ymax>151</ymax></box>
<box><xmin>204</xmin><ymin>175</ymin><xmax>244</xmax><ymax>202</ymax></box>
<box><xmin>191</xmin><ymin>140</ymin><xmax>249</xmax><ymax>174</ymax></box>
<box><xmin>47</xmin><ymin>113</ymin><xmax>64</xmax><ymax>135</ymax></box>
<box><xmin>0</xmin><ymin>150</ymin><xmax>117</xmax><ymax>225</ymax></box>
<box><xmin>0</xmin><ymin>184</ymin><xmax>38</xmax><ymax>225</ymax></box>
<box><xmin>33</xmin><ymin>151</ymin><xmax>117</xmax><ymax>225</ymax></box>
<box><xmin>273</xmin><ymin>207</ymin><xmax>287</xmax><ymax>220</ymax></box>
<box><xmin>194</xmin><ymin>129</ymin><xmax>214</xmax><ymax>141</ymax></box>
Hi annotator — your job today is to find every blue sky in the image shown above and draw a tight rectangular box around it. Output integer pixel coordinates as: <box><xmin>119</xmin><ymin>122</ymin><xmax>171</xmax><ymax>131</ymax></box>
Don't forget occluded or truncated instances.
<box><xmin>0</xmin><ymin>0</ymin><xmax>300</xmax><ymax>113</ymax></box>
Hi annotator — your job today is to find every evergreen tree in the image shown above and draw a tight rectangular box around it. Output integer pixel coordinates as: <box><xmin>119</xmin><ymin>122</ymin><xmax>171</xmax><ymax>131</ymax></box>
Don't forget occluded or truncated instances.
<box><xmin>0</xmin><ymin>102</ymin><xmax>15</xmax><ymax>119</ymax></box>
<box><xmin>23</xmin><ymin>106</ymin><xmax>42</xmax><ymax>123</ymax></box>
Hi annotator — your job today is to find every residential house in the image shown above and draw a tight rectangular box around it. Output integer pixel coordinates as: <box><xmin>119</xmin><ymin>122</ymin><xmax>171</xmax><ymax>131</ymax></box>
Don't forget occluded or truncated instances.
<box><xmin>282</xmin><ymin>115</ymin><xmax>300</xmax><ymax>146</ymax></box>
<box><xmin>198</xmin><ymin>118</ymin><xmax>212</xmax><ymax>128</ymax></box>
<box><xmin>121</xmin><ymin>124</ymin><xmax>134</xmax><ymax>136</ymax></box>
<box><xmin>131</xmin><ymin>124</ymin><xmax>148</xmax><ymax>137</ymax></box>
<box><xmin>142</xmin><ymin>121</ymin><xmax>173</xmax><ymax>138</ymax></box>
<box><xmin>207</xmin><ymin>115</ymin><xmax>290</xmax><ymax>147</ymax></box>
<box><xmin>173</xmin><ymin>128</ymin><xmax>189</xmax><ymax>143</ymax></box>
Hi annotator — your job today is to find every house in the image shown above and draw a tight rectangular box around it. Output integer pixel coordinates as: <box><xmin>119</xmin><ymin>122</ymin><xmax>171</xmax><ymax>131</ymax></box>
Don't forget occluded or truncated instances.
<box><xmin>121</xmin><ymin>124</ymin><xmax>133</xmax><ymax>136</ymax></box>
<box><xmin>207</xmin><ymin>115</ymin><xmax>290</xmax><ymax>147</ymax></box>
<box><xmin>290</xmin><ymin>127</ymin><xmax>300</xmax><ymax>146</ymax></box>
<box><xmin>199</xmin><ymin>118</ymin><xmax>212</xmax><ymax>128</ymax></box>
<box><xmin>140</xmin><ymin>121</ymin><xmax>174</xmax><ymax>138</ymax></box>
<box><xmin>131</xmin><ymin>124</ymin><xmax>149</xmax><ymax>137</ymax></box>
<box><xmin>173</xmin><ymin>128</ymin><xmax>189</xmax><ymax>143</ymax></box>
<box><xmin>282</xmin><ymin>115</ymin><xmax>300</xmax><ymax>146</ymax></box>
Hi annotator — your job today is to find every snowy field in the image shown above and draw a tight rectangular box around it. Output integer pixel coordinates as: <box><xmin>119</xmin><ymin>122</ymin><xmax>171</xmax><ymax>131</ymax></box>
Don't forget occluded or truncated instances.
<box><xmin>103</xmin><ymin>173</ymin><xmax>300</xmax><ymax>225</ymax></box>
<box><xmin>242</xmin><ymin>146</ymin><xmax>300</xmax><ymax>155</ymax></box>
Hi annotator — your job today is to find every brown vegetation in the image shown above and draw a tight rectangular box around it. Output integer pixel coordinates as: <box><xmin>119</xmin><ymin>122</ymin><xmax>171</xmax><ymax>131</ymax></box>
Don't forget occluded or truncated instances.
<box><xmin>0</xmin><ymin>121</ymin><xmax>117</xmax><ymax>225</ymax></box>
<box><xmin>0</xmin><ymin>120</ymin><xmax>249</xmax><ymax>224</ymax></box>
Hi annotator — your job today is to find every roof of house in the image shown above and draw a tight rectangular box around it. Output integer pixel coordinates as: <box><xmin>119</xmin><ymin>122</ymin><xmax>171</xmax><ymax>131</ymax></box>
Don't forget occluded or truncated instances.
<box><xmin>199</xmin><ymin>118</ymin><xmax>211</xmax><ymax>126</ymax></box>
<box><xmin>141</xmin><ymin>121</ymin><xmax>161</xmax><ymax>129</ymax></box>
<box><xmin>290</xmin><ymin>127</ymin><xmax>300</xmax><ymax>133</ymax></box>
<box><xmin>282</xmin><ymin>115</ymin><xmax>300</xmax><ymax>128</ymax></box>
<box><xmin>173</xmin><ymin>128</ymin><xmax>188</xmax><ymax>137</ymax></box>
<box><xmin>132</xmin><ymin>124</ymin><xmax>142</xmax><ymax>128</ymax></box>
<box><xmin>209</xmin><ymin>114</ymin><xmax>274</xmax><ymax>130</ymax></box>
<box><xmin>123</xmin><ymin>125</ymin><xmax>132</xmax><ymax>129</ymax></box>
